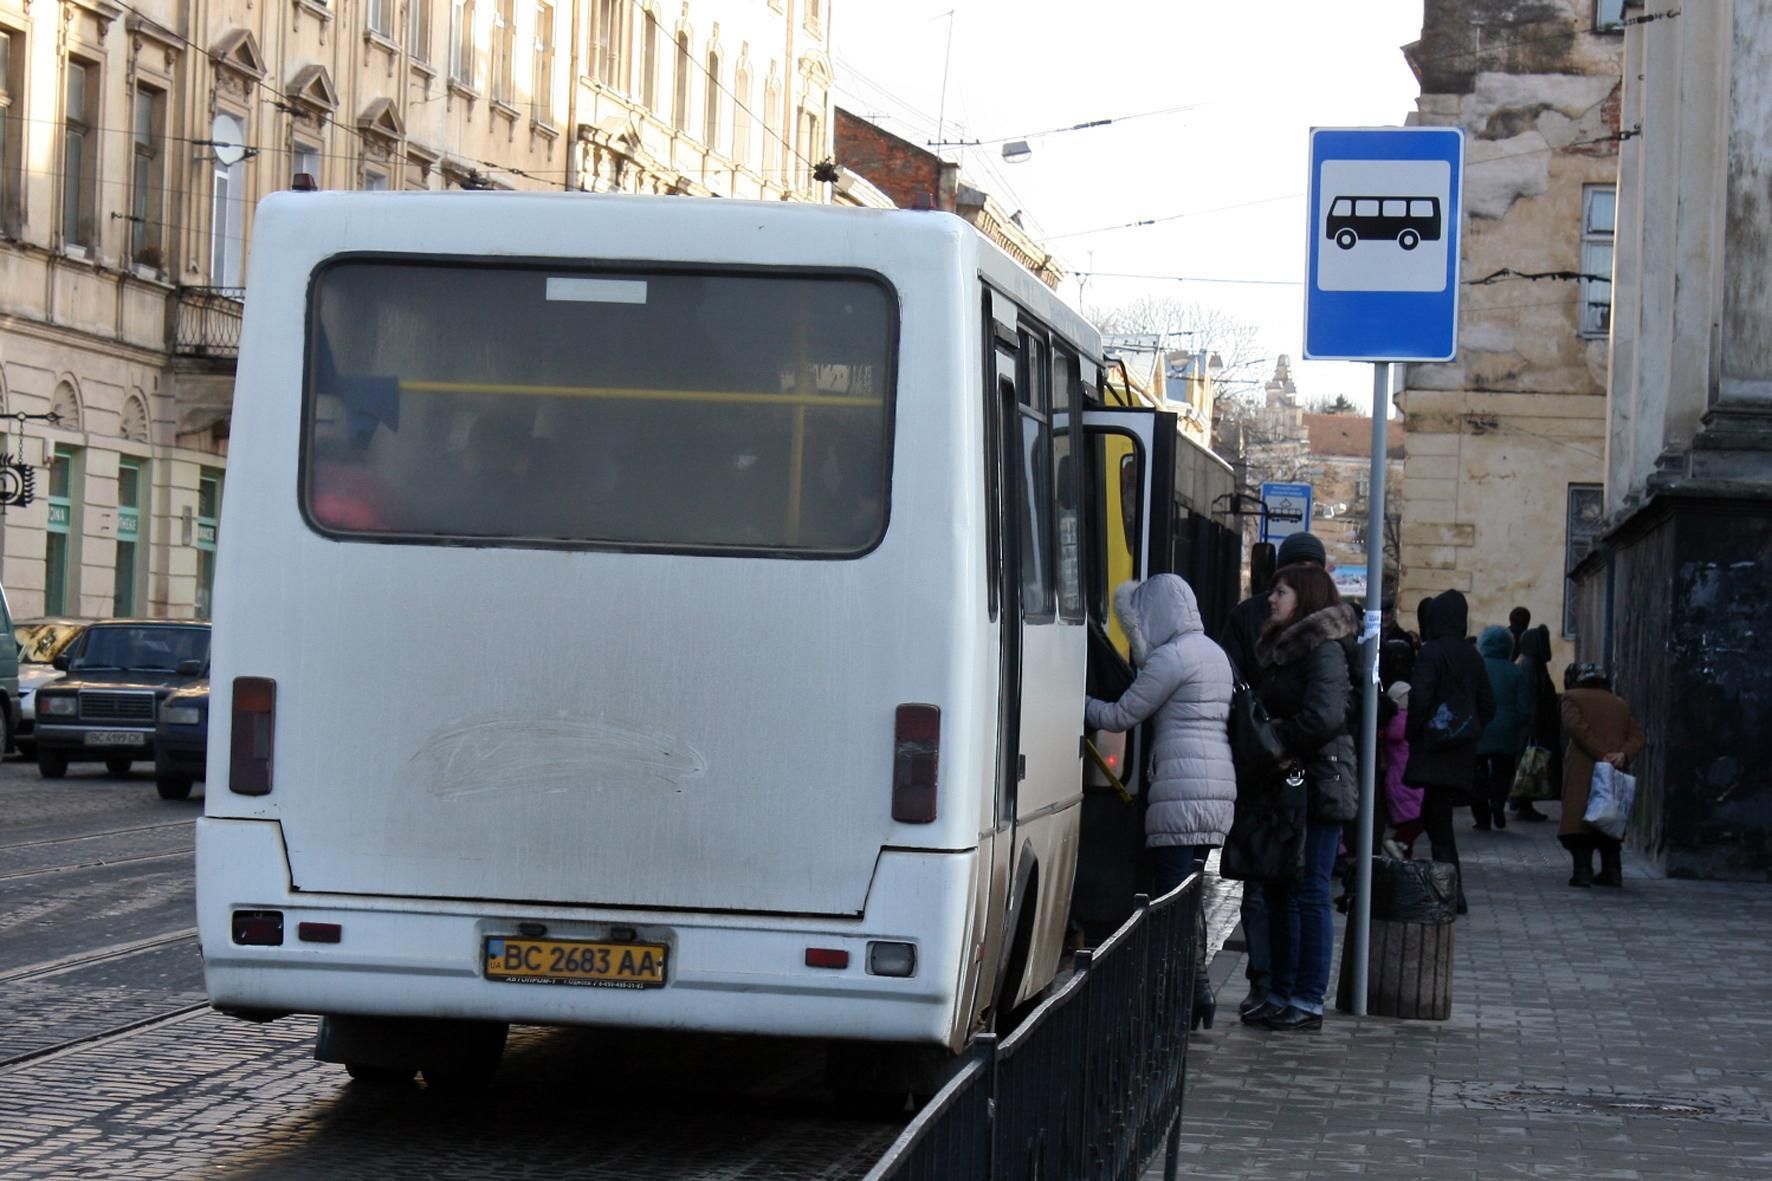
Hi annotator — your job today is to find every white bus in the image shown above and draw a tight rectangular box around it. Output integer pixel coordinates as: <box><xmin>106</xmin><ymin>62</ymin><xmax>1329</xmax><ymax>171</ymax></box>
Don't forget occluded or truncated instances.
<box><xmin>196</xmin><ymin>192</ymin><xmax>1237</xmax><ymax>1091</ymax></box>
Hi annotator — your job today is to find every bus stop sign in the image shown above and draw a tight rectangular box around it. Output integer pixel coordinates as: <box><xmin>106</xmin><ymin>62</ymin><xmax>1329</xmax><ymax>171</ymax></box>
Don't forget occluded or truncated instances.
<box><xmin>1260</xmin><ymin>482</ymin><xmax>1313</xmax><ymax>545</ymax></box>
<box><xmin>1303</xmin><ymin>127</ymin><xmax>1465</xmax><ymax>362</ymax></box>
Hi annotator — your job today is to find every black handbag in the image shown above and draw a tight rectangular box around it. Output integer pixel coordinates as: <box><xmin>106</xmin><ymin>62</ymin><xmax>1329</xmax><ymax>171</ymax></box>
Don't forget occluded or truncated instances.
<box><xmin>1228</xmin><ymin>678</ymin><xmax>1289</xmax><ymax>780</ymax></box>
<box><xmin>1220</xmin><ymin>769</ymin><xmax>1308</xmax><ymax>883</ymax></box>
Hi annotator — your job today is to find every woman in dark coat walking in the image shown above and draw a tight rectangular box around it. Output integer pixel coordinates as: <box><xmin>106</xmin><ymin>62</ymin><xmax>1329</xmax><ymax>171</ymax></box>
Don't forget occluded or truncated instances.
<box><xmin>1509</xmin><ymin>625</ymin><xmax>1561</xmax><ymax>822</ymax></box>
<box><xmin>1403</xmin><ymin>590</ymin><xmax>1496</xmax><ymax>913</ymax></box>
<box><xmin>1243</xmin><ymin>562</ymin><xmax>1358</xmax><ymax>1033</ymax></box>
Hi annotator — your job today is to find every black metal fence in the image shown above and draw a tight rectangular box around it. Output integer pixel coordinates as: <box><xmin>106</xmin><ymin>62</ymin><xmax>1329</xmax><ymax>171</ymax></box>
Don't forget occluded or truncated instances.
<box><xmin>864</xmin><ymin>872</ymin><xmax>1201</xmax><ymax>1181</ymax></box>
<box><xmin>170</xmin><ymin>286</ymin><xmax>247</xmax><ymax>358</ymax></box>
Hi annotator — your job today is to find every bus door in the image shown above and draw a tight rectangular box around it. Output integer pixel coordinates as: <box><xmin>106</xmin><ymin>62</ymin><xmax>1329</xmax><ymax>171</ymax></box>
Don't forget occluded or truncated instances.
<box><xmin>1070</xmin><ymin>407</ymin><xmax>1169</xmax><ymax>942</ymax></box>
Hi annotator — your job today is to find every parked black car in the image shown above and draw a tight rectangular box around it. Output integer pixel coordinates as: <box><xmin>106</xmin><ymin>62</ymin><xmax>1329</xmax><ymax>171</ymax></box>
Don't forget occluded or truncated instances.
<box><xmin>33</xmin><ymin>621</ymin><xmax>212</xmax><ymax>782</ymax></box>
<box><xmin>154</xmin><ymin>678</ymin><xmax>209</xmax><ymax>800</ymax></box>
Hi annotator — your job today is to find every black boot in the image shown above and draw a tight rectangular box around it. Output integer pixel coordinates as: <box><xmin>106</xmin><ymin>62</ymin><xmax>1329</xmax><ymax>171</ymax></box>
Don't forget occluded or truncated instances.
<box><xmin>1191</xmin><ymin>985</ymin><xmax>1217</xmax><ymax>1031</ymax></box>
<box><xmin>1569</xmin><ymin>842</ymin><xmax>1594</xmax><ymax>887</ymax></box>
<box><xmin>1594</xmin><ymin>840</ymin><xmax>1623</xmax><ymax>888</ymax></box>
<box><xmin>1471</xmin><ymin>804</ymin><xmax>1492</xmax><ymax>832</ymax></box>
<box><xmin>1238</xmin><ymin>982</ymin><xmax>1267</xmax><ymax>1018</ymax></box>
<box><xmin>1512</xmin><ymin>800</ymin><xmax>1549</xmax><ymax>821</ymax></box>
<box><xmin>1431</xmin><ymin>844</ymin><xmax>1469</xmax><ymax>915</ymax></box>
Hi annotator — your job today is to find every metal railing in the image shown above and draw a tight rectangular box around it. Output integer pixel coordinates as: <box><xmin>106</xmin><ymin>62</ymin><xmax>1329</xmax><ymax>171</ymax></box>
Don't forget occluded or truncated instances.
<box><xmin>170</xmin><ymin>286</ymin><xmax>246</xmax><ymax>358</ymax></box>
<box><xmin>864</xmin><ymin>872</ymin><xmax>1201</xmax><ymax>1181</ymax></box>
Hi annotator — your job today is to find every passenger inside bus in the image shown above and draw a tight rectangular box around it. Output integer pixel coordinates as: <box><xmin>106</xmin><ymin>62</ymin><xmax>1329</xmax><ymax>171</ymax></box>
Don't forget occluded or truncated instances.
<box><xmin>308</xmin><ymin>392</ymin><xmax>398</xmax><ymax>532</ymax></box>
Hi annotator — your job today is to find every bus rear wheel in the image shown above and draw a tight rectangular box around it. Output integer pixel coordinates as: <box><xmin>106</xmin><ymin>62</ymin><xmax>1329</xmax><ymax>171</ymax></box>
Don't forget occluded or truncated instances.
<box><xmin>1398</xmin><ymin>229</ymin><xmax>1420</xmax><ymax>250</ymax></box>
<box><xmin>1334</xmin><ymin>229</ymin><xmax>1358</xmax><ymax>250</ymax></box>
<box><xmin>345</xmin><ymin>1063</ymin><xmax>415</xmax><ymax>1086</ymax></box>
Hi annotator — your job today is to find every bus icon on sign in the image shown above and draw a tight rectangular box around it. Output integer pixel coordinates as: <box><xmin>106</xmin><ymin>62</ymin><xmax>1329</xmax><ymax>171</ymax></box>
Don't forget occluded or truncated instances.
<box><xmin>1327</xmin><ymin>196</ymin><xmax>1442</xmax><ymax>251</ymax></box>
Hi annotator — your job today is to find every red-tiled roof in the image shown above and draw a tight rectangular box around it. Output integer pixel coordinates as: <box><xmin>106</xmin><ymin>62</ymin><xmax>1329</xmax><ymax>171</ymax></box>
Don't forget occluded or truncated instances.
<box><xmin>1304</xmin><ymin>413</ymin><xmax>1407</xmax><ymax>459</ymax></box>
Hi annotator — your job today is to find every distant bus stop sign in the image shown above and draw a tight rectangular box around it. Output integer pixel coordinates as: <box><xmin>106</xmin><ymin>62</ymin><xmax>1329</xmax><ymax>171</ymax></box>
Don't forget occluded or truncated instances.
<box><xmin>1304</xmin><ymin>127</ymin><xmax>1465</xmax><ymax>362</ymax></box>
<box><xmin>1260</xmin><ymin>482</ymin><xmax>1313</xmax><ymax>545</ymax></box>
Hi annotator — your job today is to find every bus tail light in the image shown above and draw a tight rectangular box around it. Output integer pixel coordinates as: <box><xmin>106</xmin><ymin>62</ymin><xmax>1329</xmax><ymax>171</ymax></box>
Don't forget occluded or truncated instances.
<box><xmin>230</xmin><ymin>677</ymin><xmax>277</xmax><ymax>796</ymax></box>
<box><xmin>232</xmin><ymin>910</ymin><xmax>284</xmax><ymax>945</ymax></box>
<box><xmin>891</xmin><ymin>704</ymin><xmax>940</xmax><ymax>823</ymax></box>
<box><xmin>804</xmin><ymin>948</ymin><xmax>850</xmax><ymax>969</ymax></box>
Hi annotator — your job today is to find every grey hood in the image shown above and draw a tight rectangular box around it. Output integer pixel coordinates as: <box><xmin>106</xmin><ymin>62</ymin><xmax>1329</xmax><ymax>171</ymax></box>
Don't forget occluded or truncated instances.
<box><xmin>1115</xmin><ymin>574</ymin><xmax>1205</xmax><ymax>666</ymax></box>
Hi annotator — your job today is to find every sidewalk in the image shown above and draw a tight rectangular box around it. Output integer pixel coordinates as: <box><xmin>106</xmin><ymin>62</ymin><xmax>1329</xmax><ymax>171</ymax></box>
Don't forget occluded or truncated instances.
<box><xmin>1155</xmin><ymin>806</ymin><xmax>1772</xmax><ymax>1179</ymax></box>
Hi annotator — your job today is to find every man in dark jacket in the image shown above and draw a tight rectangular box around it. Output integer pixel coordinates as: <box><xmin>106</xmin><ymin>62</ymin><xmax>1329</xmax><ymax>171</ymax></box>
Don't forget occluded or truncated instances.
<box><xmin>1402</xmin><ymin>590</ymin><xmax>1497</xmax><ymax>912</ymax></box>
<box><xmin>1217</xmin><ymin>530</ymin><xmax>1328</xmax><ymax>1017</ymax></box>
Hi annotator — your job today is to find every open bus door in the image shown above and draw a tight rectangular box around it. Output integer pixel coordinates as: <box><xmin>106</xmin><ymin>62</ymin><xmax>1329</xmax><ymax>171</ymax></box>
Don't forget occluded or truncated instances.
<box><xmin>1070</xmin><ymin>406</ymin><xmax>1179</xmax><ymax>944</ymax></box>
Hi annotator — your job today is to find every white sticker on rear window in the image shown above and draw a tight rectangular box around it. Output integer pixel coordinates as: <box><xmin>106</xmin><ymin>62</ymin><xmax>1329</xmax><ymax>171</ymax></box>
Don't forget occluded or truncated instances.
<box><xmin>545</xmin><ymin>277</ymin><xmax>649</xmax><ymax>304</ymax></box>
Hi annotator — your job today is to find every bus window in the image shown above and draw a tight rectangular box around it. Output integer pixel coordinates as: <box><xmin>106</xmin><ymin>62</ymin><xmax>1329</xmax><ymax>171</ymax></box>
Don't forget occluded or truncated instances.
<box><xmin>1410</xmin><ymin>199</ymin><xmax>1436</xmax><ymax>218</ymax></box>
<box><xmin>1355</xmin><ymin>199</ymin><xmax>1380</xmax><ymax>217</ymax></box>
<box><xmin>1050</xmin><ymin>347</ymin><xmax>1082</xmax><ymax>623</ymax></box>
<box><xmin>1016</xmin><ymin>334</ymin><xmax>1054</xmax><ymax>621</ymax></box>
<box><xmin>302</xmin><ymin>261</ymin><xmax>895</xmax><ymax>555</ymax></box>
<box><xmin>1382</xmin><ymin>199</ymin><xmax>1407</xmax><ymax>217</ymax></box>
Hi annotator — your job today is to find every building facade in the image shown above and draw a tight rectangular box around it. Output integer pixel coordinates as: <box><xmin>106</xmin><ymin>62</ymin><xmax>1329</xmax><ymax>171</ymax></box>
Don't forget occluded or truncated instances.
<box><xmin>1572</xmin><ymin>0</ymin><xmax>1772</xmax><ymax>880</ymax></box>
<box><xmin>1393</xmin><ymin>0</ymin><xmax>1623</xmax><ymax>668</ymax></box>
<box><xmin>0</xmin><ymin>0</ymin><xmax>833</xmax><ymax>620</ymax></box>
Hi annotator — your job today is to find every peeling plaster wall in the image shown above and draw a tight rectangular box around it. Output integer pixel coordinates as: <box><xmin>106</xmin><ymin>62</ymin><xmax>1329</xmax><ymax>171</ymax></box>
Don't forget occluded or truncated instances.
<box><xmin>1396</xmin><ymin>0</ymin><xmax>1622</xmax><ymax>662</ymax></box>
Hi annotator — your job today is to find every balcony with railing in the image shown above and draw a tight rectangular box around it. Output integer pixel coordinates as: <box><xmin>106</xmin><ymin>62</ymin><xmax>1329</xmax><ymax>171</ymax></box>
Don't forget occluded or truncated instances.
<box><xmin>169</xmin><ymin>287</ymin><xmax>246</xmax><ymax>361</ymax></box>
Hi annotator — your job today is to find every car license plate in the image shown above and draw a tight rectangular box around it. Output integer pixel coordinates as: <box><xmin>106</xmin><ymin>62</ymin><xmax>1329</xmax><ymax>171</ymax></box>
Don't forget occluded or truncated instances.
<box><xmin>84</xmin><ymin>731</ymin><xmax>147</xmax><ymax>747</ymax></box>
<box><xmin>484</xmin><ymin>937</ymin><xmax>668</xmax><ymax>989</ymax></box>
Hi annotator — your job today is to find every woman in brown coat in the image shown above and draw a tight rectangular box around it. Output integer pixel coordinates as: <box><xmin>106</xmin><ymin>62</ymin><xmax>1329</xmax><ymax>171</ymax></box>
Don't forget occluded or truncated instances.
<box><xmin>1559</xmin><ymin>665</ymin><xmax>1646</xmax><ymax>888</ymax></box>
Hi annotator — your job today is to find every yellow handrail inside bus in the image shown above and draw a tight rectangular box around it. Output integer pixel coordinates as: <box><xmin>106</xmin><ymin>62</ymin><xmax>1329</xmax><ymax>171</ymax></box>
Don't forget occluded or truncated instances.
<box><xmin>397</xmin><ymin>380</ymin><xmax>881</xmax><ymax>409</ymax></box>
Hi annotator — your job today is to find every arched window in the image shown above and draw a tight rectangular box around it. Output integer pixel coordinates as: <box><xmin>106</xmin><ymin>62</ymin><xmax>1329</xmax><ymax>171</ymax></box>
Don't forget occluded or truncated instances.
<box><xmin>703</xmin><ymin>47</ymin><xmax>720</xmax><ymax>150</ymax></box>
<box><xmin>732</xmin><ymin>60</ymin><xmax>752</xmax><ymax>167</ymax></box>
<box><xmin>672</xmin><ymin>32</ymin><xmax>690</xmax><ymax>133</ymax></box>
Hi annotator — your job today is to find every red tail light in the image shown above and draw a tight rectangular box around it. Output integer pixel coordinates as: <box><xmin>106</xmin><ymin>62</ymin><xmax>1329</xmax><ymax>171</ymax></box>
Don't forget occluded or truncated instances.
<box><xmin>892</xmin><ymin>704</ymin><xmax>940</xmax><ymax>823</ymax></box>
<box><xmin>230</xmin><ymin>677</ymin><xmax>277</xmax><ymax>796</ymax></box>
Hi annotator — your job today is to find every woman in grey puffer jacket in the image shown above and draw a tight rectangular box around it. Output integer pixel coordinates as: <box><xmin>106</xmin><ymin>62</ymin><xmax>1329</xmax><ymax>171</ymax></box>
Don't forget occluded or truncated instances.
<box><xmin>1086</xmin><ymin>574</ymin><xmax>1236</xmax><ymax>1028</ymax></box>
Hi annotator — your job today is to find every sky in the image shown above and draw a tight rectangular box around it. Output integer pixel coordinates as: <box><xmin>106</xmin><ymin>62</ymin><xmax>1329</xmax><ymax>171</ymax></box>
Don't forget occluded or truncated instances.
<box><xmin>828</xmin><ymin>0</ymin><xmax>1426</xmax><ymax>412</ymax></box>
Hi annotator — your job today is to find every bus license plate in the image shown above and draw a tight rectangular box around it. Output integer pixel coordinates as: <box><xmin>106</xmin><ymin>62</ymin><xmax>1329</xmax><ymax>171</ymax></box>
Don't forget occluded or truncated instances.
<box><xmin>483</xmin><ymin>937</ymin><xmax>668</xmax><ymax>989</ymax></box>
<box><xmin>85</xmin><ymin>731</ymin><xmax>147</xmax><ymax>747</ymax></box>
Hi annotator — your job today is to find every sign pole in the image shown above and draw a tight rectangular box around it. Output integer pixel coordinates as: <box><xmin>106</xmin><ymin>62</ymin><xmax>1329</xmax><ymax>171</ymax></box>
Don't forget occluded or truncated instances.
<box><xmin>1351</xmin><ymin>362</ymin><xmax>1390</xmax><ymax>1018</ymax></box>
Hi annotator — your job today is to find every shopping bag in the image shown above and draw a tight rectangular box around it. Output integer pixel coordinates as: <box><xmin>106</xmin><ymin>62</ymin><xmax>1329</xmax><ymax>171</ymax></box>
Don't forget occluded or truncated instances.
<box><xmin>1584</xmin><ymin>763</ymin><xmax>1639</xmax><ymax>839</ymax></box>
<box><xmin>1510</xmin><ymin>744</ymin><xmax>1552</xmax><ymax>801</ymax></box>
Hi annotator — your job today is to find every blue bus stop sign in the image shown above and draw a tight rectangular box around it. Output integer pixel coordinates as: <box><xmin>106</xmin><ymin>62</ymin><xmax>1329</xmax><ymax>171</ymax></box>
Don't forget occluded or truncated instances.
<box><xmin>1304</xmin><ymin>127</ymin><xmax>1465</xmax><ymax>362</ymax></box>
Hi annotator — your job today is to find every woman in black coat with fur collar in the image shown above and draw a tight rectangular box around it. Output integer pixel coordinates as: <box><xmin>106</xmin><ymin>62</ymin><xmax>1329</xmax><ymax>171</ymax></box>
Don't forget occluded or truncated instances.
<box><xmin>1243</xmin><ymin>562</ymin><xmax>1358</xmax><ymax>1033</ymax></box>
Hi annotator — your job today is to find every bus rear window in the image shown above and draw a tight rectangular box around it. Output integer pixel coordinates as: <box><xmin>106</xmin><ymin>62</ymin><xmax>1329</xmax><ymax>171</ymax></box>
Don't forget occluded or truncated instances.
<box><xmin>302</xmin><ymin>261</ymin><xmax>895</xmax><ymax>555</ymax></box>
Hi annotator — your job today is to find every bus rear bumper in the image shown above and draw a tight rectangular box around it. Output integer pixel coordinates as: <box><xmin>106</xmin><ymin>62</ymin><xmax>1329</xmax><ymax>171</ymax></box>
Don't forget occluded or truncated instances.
<box><xmin>197</xmin><ymin>818</ymin><xmax>975</xmax><ymax>1048</ymax></box>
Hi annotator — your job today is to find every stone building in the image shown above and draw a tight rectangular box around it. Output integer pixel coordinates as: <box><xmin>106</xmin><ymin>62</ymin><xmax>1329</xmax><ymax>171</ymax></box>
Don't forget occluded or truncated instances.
<box><xmin>0</xmin><ymin>0</ymin><xmax>832</xmax><ymax>620</ymax></box>
<box><xmin>1393</xmin><ymin>0</ymin><xmax>1623</xmax><ymax>666</ymax></box>
<box><xmin>1571</xmin><ymin>0</ymin><xmax>1772</xmax><ymax>881</ymax></box>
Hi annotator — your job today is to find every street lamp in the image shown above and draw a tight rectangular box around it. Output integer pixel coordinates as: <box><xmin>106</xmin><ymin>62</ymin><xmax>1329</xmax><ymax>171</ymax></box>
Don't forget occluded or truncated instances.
<box><xmin>1001</xmin><ymin>140</ymin><xmax>1032</xmax><ymax>164</ymax></box>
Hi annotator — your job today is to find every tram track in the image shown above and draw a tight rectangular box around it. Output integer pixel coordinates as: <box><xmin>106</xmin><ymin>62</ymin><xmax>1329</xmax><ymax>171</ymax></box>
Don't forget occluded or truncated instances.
<box><xmin>0</xmin><ymin>999</ymin><xmax>211</xmax><ymax>1073</ymax></box>
<box><xmin>0</xmin><ymin>847</ymin><xmax>192</xmax><ymax>883</ymax></box>
<box><xmin>0</xmin><ymin>819</ymin><xmax>192</xmax><ymax>855</ymax></box>
<box><xmin>0</xmin><ymin>927</ymin><xmax>199</xmax><ymax>986</ymax></box>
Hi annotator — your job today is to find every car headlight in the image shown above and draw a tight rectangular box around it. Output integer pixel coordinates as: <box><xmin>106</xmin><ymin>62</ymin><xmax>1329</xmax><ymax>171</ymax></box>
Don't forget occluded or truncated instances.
<box><xmin>160</xmin><ymin>706</ymin><xmax>202</xmax><ymax>726</ymax></box>
<box><xmin>41</xmin><ymin>696</ymin><xmax>77</xmax><ymax>717</ymax></box>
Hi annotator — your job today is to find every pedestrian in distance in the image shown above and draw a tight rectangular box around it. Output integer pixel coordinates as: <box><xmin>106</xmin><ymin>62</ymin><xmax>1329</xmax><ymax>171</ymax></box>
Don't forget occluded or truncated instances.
<box><xmin>1085</xmin><ymin>574</ymin><xmax>1236</xmax><ymax>1031</ymax></box>
<box><xmin>1216</xmin><ymin>530</ymin><xmax>1331</xmax><ymax>1021</ymax></box>
<box><xmin>1559</xmin><ymin>665</ymin><xmax>1646</xmax><ymax>888</ymax></box>
<box><xmin>1509</xmin><ymin>625</ymin><xmax>1561</xmax><ymax>822</ymax></box>
<box><xmin>1507</xmin><ymin>606</ymin><xmax>1532</xmax><ymax>659</ymax></box>
<box><xmin>1473</xmin><ymin>625</ymin><xmax>1534</xmax><ymax>831</ymax></box>
<box><xmin>1382</xmin><ymin>679</ymin><xmax>1423</xmax><ymax>858</ymax></box>
<box><xmin>1402</xmin><ymin>590</ymin><xmax>1496</xmax><ymax>915</ymax></box>
<box><xmin>1242</xmin><ymin>562</ymin><xmax>1358</xmax><ymax>1033</ymax></box>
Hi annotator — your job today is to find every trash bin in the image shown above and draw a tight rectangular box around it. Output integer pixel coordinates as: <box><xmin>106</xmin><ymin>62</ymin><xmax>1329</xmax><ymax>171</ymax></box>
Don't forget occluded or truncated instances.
<box><xmin>1335</xmin><ymin>858</ymin><xmax>1458</xmax><ymax>1019</ymax></box>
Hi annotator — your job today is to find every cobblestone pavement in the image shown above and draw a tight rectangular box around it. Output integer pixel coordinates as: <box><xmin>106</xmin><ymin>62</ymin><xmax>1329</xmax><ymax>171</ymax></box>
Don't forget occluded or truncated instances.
<box><xmin>1151</xmin><ymin>806</ymin><xmax>1772</xmax><ymax>1179</ymax></box>
<box><xmin>0</xmin><ymin>759</ymin><xmax>903</xmax><ymax>1178</ymax></box>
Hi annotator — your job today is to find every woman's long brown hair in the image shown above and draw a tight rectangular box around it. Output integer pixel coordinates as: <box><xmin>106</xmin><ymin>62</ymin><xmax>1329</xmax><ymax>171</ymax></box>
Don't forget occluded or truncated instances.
<box><xmin>1272</xmin><ymin>562</ymin><xmax>1342</xmax><ymax>624</ymax></box>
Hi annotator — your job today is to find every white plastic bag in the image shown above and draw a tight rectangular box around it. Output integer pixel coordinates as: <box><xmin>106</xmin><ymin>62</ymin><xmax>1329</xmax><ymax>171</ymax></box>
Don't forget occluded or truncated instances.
<box><xmin>1585</xmin><ymin>763</ymin><xmax>1638</xmax><ymax>840</ymax></box>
